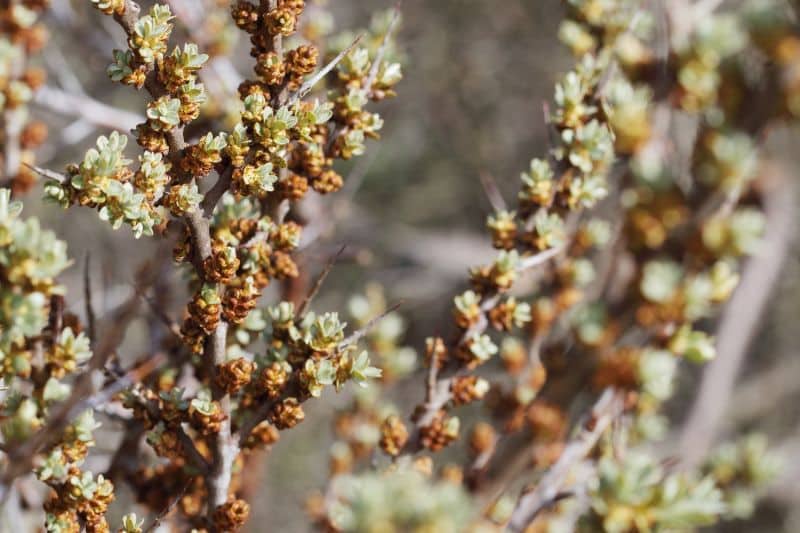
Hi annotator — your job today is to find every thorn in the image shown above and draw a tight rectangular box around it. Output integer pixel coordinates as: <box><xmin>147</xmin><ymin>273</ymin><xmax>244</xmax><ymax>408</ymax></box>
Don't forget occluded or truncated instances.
<box><xmin>84</xmin><ymin>253</ymin><xmax>97</xmax><ymax>347</ymax></box>
<box><xmin>24</xmin><ymin>163</ymin><xmax>67</xmax><ymax>183</ymax></box>
<box><xmin>297</xmin><ymin>244</ymin><xmax>347</xmax><ymax>318</ymax></box>
<box><xmin>364</xmin><ymin>3</ymin><xmax>402</xmax><ymax>93</ymax></box>
<box><xmin>338</xmin><ymin>301</ymin><xmax>403</xmax><ymax>350</ymax></box>
<box><xmin>479</xmin><ymin>171</ymin><xmax>507</xmax><ymax>212</ymax></box>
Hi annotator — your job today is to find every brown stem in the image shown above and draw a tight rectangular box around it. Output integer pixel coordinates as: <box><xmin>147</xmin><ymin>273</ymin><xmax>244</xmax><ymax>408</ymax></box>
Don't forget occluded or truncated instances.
<box><xmin>114</xmin><ymin>1</ymin><xmax>237</xmax><ymax>517</ymax></box>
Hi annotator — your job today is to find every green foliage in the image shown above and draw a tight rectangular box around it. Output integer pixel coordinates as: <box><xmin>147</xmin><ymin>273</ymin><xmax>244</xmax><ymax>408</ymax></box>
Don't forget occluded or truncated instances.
<box><xmin>0</xmin><ymin>189</ymin><xmax>70</xmax><ymax>362</ymax></box>
<box><xmin>327</xmin><ymin>466</ymin><xmax>474</xmax><ymax>532</ymax></box>
<box><xmin>585</xmin><ymin>451</ymin><xmax>726</xmax><ymax>532</ymax></box>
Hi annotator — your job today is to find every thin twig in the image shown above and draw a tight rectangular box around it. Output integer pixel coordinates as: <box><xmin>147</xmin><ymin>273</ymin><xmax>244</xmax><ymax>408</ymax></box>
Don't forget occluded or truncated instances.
<box><xmin>287</xmin><ymin>35</ymin><xmax>364</xmax><ymax>106</ymax></box>
<box><xmin>24</xmin><ymin>164</ymin><xmax>67</xmax><ymax>183</ymax></box>
<box><xmin>296</xmin><ymin>244</ymin><xmax>347</xmax><ymax>318</ymax></box>
<box><xmin>337</xmin><ymin>302</ymin><xmax>403</xmax><ymax>350</ymax></box>
<box><xmin>506</xmin><ymin>389</ymin><xmax>625</xmax><ymax>532</ymax></box>
<box><xmin>144</xmin><ymin>481</ymin><xmax>190</xmax><ymax>532</ymax></box>
<box><xmin>517</xmin><ymin>245</ymin><xmax>565</xmax><ymax>271</ymax></box>
<box><xmin>138</xmin><ymin>292</ymin><xmax>183</xmax><ymax>340</ymax></box>
<box><xmin>479</xmin><ymin>171</ymin><xmax>507</xmax><ymax>213</ymax></box>
<box><xmin>363</xmin><ymin>3</ymin><xmax>401</xmax><ymax>93</ymax></box>
<box><xmin>84</xmin><ymin>254</ymin><xmax>97</xmax><ymax>347</ymax></box>
<box><xmin>34</xmin><ymin>85</ymin><xmax>144</xmax><ymax>132</ymax></box>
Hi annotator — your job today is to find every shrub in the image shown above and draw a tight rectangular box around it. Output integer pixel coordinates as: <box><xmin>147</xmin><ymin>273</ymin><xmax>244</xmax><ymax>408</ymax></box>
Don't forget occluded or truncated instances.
<box><xmin>0</xmin><ymin>0</ymin><xmax>795</xmax><ymax>531</ymax></box>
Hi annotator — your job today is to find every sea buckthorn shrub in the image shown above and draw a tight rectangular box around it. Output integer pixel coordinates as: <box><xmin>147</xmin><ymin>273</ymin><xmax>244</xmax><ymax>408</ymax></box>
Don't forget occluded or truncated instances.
<box><xmin>0</xmin><ymin>0</ymin><xmax>797</xmax><ymax>531</ymax></box>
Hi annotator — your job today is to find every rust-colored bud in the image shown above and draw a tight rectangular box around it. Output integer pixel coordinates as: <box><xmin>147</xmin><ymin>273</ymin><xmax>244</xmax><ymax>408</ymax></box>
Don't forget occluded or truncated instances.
<box><xmin>379</xmin><ymin>415</ymin><xmax>409</xmax><ymax>457</ymax></box>
<box><xmin>213</xmin><ymin>498</ymin><xmax>250</xmax><ymax>531</ymax></box>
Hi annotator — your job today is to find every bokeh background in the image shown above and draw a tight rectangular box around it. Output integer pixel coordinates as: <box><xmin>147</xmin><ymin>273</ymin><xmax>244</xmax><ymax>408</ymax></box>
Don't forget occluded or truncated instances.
<box><xmin>17</xmin><ymin>0</ymin><xmax>800</xmax><ymax>530</ymax></box>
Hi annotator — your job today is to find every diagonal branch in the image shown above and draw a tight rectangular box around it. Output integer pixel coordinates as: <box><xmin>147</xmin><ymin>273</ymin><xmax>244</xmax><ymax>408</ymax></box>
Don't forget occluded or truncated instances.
<box><xmin>337</xmin><ymin>302</ymin><xmax>403</xmax><ymax>351</ymax></box>
<box><xmin>506</xmin><ymin>389</ymin><xmax>625</xmax><ymax>532</ymax></box>
<box><xmin>363</xmin><ymin>3</ymin><xmax>401</xmax><ymax>93</ymax></box>
<box><xmin>296</xmin><ymin>244</ymin><xmax>347</xmax><ymax>318</ymax></box>
<box><xmin>679</xmin><ymin>165</ymin><xmax>796</xmax><ymax>467</ymax></box>
<box><xmin>287</xmin><ymin>35</ymin><xmax>364</xmax><ymax>106</ymax></box>
<box><xmin>34</xmin><ymin>85</ymin><xmax>144</xmax><ymax>132</ymax></box>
